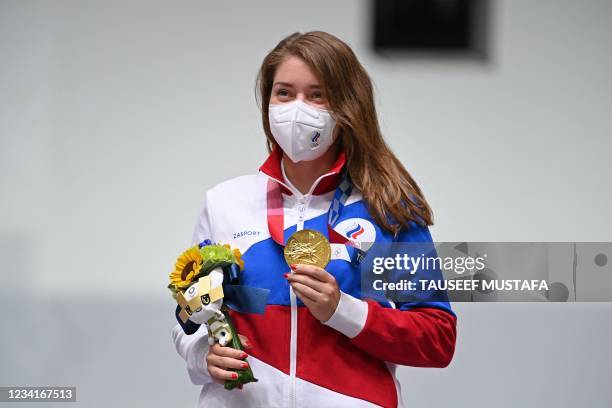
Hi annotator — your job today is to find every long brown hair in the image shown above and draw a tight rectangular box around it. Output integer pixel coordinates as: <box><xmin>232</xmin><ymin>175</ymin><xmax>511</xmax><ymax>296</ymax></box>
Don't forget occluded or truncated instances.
<box><xmin>255</xmin><ymin>31</ymin><xmax>433</xmax><ymax>234</ymax></box>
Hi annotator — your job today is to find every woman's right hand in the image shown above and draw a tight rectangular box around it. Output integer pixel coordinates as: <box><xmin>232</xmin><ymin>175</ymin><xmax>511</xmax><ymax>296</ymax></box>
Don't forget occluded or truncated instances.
<box><xmin>206</xmin><ymin>334</ymin><xmax>252</xmax><ymax>385</ymax></box>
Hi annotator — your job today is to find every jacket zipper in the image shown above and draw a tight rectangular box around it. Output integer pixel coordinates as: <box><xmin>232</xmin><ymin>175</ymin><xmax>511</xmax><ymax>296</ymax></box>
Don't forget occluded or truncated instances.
<box><xmin>289</xmin><ymin>282</ymin><xmax>298</xmax><ymax>408</ymax></box>
<box><xmin>290</xmin><ymin>195</ymin><xmax>308</xmax><ymax>408</ymax></box>
<box><xmin>263</xmin><ymin>166</ymin><xmax>330</xmax><ymax>408</ymax></box>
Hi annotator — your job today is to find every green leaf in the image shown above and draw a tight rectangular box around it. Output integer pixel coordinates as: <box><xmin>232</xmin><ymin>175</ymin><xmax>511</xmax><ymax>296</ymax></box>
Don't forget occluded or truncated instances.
<box><xmin>222</xmin><ymin>309</ymin><xmax>258</xmax><ymax>390</ymax></box>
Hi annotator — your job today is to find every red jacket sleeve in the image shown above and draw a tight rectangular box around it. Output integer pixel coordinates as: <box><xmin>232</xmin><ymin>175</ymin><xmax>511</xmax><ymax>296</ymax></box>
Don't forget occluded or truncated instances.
<box><xmin>321</xmin><ymin>219</ymin><xmax>457</xmax><ymax>367</ymax></box>
<box><xmin>350</xmin><ymin>302</ymin><xmax>457</xmax><ymax>367</ymax></box>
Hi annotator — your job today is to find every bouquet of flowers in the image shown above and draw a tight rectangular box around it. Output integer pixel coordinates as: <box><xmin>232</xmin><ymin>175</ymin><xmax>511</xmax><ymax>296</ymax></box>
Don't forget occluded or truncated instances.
<box><xmin>168</xmin><ymin>239</ymin><xmax>262</xmax><ymax>389</ymax></box>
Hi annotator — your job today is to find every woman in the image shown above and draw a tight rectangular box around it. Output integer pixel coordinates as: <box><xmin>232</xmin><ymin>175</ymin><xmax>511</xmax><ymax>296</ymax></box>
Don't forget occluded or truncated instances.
<box><xmin>172</xmin><ymin>31</ymin><xmax>457</xmax><ymax>408</ymax></box>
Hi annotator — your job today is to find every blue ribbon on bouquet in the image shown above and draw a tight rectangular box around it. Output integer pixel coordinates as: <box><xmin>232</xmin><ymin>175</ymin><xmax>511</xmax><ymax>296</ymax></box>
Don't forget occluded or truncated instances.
<box><xmin>221</xmin><ymin>263</ymin><xmax>270</xmax><ymax>314</ymax></box>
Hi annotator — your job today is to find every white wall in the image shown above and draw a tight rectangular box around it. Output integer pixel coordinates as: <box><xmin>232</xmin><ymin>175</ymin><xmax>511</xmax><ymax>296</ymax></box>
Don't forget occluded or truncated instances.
<box><xmin>1</xmin><ymin>1</ymin><xmax>611</xmax><ymax>407</ymax></box>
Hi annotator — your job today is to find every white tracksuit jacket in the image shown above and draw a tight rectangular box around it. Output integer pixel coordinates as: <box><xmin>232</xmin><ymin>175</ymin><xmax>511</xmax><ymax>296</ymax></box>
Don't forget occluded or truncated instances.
<box><xmin>172</xmin><ymin>146</ymin><xmax>457</xmax><ymax>408</ymax></box>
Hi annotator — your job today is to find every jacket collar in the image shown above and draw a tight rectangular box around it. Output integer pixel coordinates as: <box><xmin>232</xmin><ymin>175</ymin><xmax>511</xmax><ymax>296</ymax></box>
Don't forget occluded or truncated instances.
<box><xmin>259</xmin><ymin>144</ymin><xmax>346</xmax><ymax>196</ymax></box>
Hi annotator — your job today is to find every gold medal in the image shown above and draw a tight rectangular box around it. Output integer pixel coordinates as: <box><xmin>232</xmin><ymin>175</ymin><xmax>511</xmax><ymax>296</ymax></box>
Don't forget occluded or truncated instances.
<box><xmin>283</xmin><ymin>229</ymin><xmax>331</xmax><ymax>269</ymax></box>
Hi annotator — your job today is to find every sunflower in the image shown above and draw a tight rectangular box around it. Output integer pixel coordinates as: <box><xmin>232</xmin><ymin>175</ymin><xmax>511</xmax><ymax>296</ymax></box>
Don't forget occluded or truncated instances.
<box><xmin>233</xmin><ymin>248</ymin><xmax>245</xmax><ymax>270</ymax></box>
<box><xmin>169</xmin><ymin>246</ymin><xmax>203</xmax><ymax>289</ymax></box>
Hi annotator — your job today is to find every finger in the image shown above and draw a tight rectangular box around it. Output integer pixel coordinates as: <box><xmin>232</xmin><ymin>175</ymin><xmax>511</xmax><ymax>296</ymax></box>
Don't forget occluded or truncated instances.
<box><xmin>238</xmin><ymin>334</ymin><xmax>252</xmax><ymax>349</ymax></box>
<box><xmin>290</xmin><ymin>281</ymin><xmax>320</xmax><ymax>303</ymax></box>
<box><xmin>291</xmin><ymin>285</ymin><xmax>317</xmax><ymax>309</ymax></box>
<box><xmin>209</xmin><ymin>366</ymin><xmax>240</xmax><ymax>381</ymax></box>
<box><xmin>212</xmin><ymin>344</ymin><xmax>248</xmax><ymax>359</ymax></box>
<box><xmin>292</xmin><ymin>264</ymin><xmax>334</xmax><ymax>283</ymax></box>
<box><xmin>286</xmin><ymin>273</ymin><xmax>328</xmax><ymax>292</ymax></box>
<box><xmin>208</xmin><ymin>354</ymin><xmax>250</xmax><ymax>371</ymax></box>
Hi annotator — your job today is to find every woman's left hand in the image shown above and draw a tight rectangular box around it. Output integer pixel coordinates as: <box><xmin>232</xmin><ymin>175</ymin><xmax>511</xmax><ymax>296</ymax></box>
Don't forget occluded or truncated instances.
<box><xmin>285</xmin><ymin>264</ymin><xmax>340</xmax><ymax>322</ymax></box>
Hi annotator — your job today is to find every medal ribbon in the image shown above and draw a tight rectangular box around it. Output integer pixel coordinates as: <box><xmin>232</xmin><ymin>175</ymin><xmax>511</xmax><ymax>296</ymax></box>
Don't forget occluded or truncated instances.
<box><xmin>266</xmin><ymin>169</ymin><xmax>365</xmax><ymax>264</ymax></box>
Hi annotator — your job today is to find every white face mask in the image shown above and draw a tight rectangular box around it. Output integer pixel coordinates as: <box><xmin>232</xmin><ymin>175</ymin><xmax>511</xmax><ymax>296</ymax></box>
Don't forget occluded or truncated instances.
<box><xmin>268</xmin><ymin>99</ymin><xmax>337</xmax><ymax>163</ymax></box>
